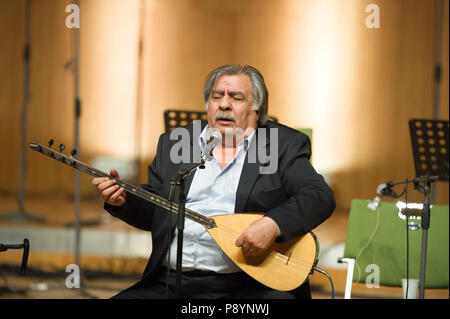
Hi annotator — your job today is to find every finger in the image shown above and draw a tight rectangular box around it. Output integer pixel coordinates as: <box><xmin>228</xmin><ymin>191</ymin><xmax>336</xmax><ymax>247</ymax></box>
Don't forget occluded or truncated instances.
<box><xmin>248</xmin><ymin>246</ymin><xmax>261</xmax><ymax>256</ymax></box>
<box><xmin>235</xmin><ymin>234</ymin><xmax>245</xmax><ymax>247</ymax></box>
<box><xmin>110</xmin><ymin>187</ymin><xmax>125</xmax><ymax>200</ymax></box>
<box><xmin>244</xmin><ymin>245</ymin><xmax>257</xmax><ymax>256</ymax></box>
<box><xmin>98</xmin><ymin>179</ymin><xmax>117</xmax><ymax>192</ymax></box>
<box><xmin>92</xmin><ymin>177</ymin><xmax>109</xmax><ymax>186</ymax></box>
<box><xmin>242</xmin><ymin>243</ymin><xmax>259</xmax><ymax>256</ymax></box>
<box><xmin>110</xmin><ymin>169</ymin><xmax>121</xmax><ymax>179</ymax></box>
<box><xmin>102</xmin><ymin>184</ymin><xmax>120</xmax><ymax>198</ymax></box>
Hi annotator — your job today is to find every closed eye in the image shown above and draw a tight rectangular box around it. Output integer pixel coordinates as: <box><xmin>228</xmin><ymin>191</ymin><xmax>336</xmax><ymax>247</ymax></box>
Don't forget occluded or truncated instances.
<box><xmin>210</xmin><ymin>90</ymin><xmax>245</xmax><ymax>100</ymax></box>
<box><xmin>230</xmin><ymin>93</ymin><xmax>245</xmax><ymax>100</ymax></box>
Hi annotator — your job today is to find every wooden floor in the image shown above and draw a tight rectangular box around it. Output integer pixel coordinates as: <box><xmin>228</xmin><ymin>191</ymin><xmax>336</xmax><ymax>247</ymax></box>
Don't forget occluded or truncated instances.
<box><xmin>0</xmin><ymin>196</ymin><xmax>448</xmax><ymax>299</ymax></box>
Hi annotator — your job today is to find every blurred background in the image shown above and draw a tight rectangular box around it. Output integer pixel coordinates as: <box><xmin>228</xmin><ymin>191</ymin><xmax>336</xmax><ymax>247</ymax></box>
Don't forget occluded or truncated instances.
<box><xmin>0</xmin><ymin>0</ymin><xmax>448</xmax><ymax>299</ymax></box>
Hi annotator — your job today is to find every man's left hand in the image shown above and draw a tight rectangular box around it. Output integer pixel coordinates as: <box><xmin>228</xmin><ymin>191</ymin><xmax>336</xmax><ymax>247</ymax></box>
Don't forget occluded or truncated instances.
<box><xmin>235</xmin><ymin>216</ymin><xmax>279</xmax><ymax>256</ymax></box>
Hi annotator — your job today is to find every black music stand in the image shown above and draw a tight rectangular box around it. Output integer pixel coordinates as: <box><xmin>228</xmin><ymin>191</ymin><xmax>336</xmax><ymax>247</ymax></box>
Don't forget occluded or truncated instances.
<box><xmin>409</xmin><ymin>119</ymin><xmax>449</xmax><ymax>182</ymax></box>
<box><xmin>164</xmin><ymin>110</ymin><xmax>208</xmax><ymax>132</ymax></box>
<box><xmin>408</xmin><ymin>119</ymin><xmax>449</xmax><ymax>298</ymax></box>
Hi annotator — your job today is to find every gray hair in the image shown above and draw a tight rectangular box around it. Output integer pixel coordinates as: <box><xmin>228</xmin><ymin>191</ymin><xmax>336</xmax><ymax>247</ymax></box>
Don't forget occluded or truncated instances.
<box><xmin>203</xmin><ymin>64</ymin><xmax>269</xmax><ymax>126</ymax></box>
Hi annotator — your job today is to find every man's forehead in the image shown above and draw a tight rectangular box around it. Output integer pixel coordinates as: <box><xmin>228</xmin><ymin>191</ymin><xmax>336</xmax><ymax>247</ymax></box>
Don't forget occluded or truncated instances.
<box><xmin>213</xmin><ymin>74</ymin><xmax>251</xmax><ymax>91</ymax></box>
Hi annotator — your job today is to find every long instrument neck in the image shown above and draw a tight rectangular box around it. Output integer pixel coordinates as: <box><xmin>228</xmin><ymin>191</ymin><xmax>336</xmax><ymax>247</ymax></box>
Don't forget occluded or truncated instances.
<box><xmin>29</xmin><ymin>142</ymin><xmax>216</xmax><ymax>229</ymax></box>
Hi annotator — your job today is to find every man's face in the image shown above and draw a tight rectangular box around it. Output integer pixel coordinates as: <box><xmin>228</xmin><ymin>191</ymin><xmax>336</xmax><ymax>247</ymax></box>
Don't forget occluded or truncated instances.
<box><xmin>207</xmin><ymin>74</ymin><xmax>259</xmax><ymax>139</ymax></box>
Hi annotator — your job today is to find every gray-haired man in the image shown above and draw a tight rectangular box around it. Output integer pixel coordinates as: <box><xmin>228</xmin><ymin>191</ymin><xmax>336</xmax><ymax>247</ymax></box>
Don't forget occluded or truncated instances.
<box><xmin>92</xmin><ymin>64</ymin><xmax>335</xmax><ymax>299</ymax></box>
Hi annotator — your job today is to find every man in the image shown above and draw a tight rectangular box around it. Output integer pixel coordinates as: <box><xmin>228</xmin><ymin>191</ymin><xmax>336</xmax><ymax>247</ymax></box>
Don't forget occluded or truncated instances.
<box><xmin>92</xmin><ymin>64</ymin><xmax>335</xmax><ymax>299</ymax></box>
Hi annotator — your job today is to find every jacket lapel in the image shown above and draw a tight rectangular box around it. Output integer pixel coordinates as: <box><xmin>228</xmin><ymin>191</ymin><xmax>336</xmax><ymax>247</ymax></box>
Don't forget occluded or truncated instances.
<box><xmin>234</xmin><ymin>126</ymin><xmax>271</xmax><ymax>213</ymax></box>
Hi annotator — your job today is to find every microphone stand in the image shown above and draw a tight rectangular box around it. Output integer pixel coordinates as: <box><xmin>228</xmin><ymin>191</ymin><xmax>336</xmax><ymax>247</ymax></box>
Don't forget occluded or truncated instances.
<box><xmin>0</xmin><ymin>0</ymin><xmax>44</xmax><ymax>223</ymax></box>
<box><xmin>169</xmin><ymin>159</ymin><xmax>205</xmax><ymax>299</ymax></box>
<box><xmin>412</xmin><ymin>175</ymin><xmax>437</xmax><ymax>299</ymax></box>
<box><xmin>380</xmin><ymin>175</ymin><xmax>440</xmax><ymax>299</ymax></box>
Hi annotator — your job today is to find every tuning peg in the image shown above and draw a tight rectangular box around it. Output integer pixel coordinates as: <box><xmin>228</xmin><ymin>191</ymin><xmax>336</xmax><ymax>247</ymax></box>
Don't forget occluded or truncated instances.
<box><xmin>59</xmin><ymin>144</ymin><xmax>65</xmax><ymax>153</ymax></box>
<box><xmin>48</xmin><ymin>139</ymin><xmax>54</xmax><ymax>148</ymax></box>
<box><xmin>70</xmin><ymin>149</ymin><xmax>77</xmax><ymax>157</ymax></box>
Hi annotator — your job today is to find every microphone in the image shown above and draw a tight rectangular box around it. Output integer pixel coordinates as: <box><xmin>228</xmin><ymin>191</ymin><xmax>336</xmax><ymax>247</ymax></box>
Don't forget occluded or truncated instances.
<box><xmin>203</xmin><ymin>130</ymin><xmax>222</xmax><ymax>161</ymax></box>
<box><xmin>376</xmin><ymin>182</ymin><xmax>400</xmax><ymax>198</ymax></box>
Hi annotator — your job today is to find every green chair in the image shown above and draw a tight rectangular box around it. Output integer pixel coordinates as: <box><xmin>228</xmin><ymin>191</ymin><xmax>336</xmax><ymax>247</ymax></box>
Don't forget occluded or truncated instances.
<box><xmin>338</xmin><ymin>198</ymin><xmax>449</xmax><ymax>298</ymax></box>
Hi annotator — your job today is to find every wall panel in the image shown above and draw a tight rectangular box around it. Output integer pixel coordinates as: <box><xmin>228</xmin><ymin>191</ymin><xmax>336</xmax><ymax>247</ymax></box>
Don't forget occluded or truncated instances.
<box><xmin>0</xmin><ymin>0</ymin><xmax>448</xmax><ymax>214</ymax></box>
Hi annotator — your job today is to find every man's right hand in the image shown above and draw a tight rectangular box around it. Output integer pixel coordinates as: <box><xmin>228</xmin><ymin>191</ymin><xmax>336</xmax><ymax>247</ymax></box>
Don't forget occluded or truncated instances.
<box><xmin>92</xmin><ymin>169</ymin><xmax>126</xmax><ymax>206</ymax></box>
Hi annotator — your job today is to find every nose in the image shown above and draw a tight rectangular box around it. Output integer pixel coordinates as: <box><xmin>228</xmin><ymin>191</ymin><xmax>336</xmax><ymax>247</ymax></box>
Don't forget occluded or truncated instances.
<box><xmin>218</xmin><ymin>95</ymin><xmax>232</xmax><ymax>110</ymax></box>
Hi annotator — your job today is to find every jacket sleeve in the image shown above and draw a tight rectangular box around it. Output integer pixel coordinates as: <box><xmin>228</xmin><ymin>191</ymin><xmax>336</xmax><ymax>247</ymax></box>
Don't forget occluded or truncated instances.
<box><xmin>264</xmin><ymin>132</ymin><xmax>336</xmax><ymax>242</ymax></box>
<box><xmin>104</xmin><ymin>134</ymin><xmax>166</xmax><ymax>231</ymax></box>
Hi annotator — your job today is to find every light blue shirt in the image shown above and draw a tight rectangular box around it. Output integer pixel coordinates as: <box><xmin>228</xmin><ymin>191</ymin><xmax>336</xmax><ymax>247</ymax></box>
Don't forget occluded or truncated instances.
<box><xmin>162</xmin><ymin>125</ymin><xmax>256</xmax><ymax>273</ymax></box>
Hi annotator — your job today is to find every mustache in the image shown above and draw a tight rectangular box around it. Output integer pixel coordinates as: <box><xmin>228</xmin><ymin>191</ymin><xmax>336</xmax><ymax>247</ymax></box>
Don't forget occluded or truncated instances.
<box><xmin>214</xmin><ymin>110</ymin><xmax>236</xmax><ymax>122</ymax></box>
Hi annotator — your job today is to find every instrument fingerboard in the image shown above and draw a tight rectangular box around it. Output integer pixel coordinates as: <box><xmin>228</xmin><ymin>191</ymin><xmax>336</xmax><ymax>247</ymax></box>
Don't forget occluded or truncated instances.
<box><xmin>29</xmin><ymin>142</ymin><xmax>216</xmax><ymax>229</ymax></box>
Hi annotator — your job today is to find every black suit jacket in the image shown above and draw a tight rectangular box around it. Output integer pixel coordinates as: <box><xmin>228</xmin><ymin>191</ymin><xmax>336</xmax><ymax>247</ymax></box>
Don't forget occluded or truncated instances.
<box><xmin>105</xmin><ymin>120</ymin><xmax>336</xmax><ymax>295</ymax></box>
